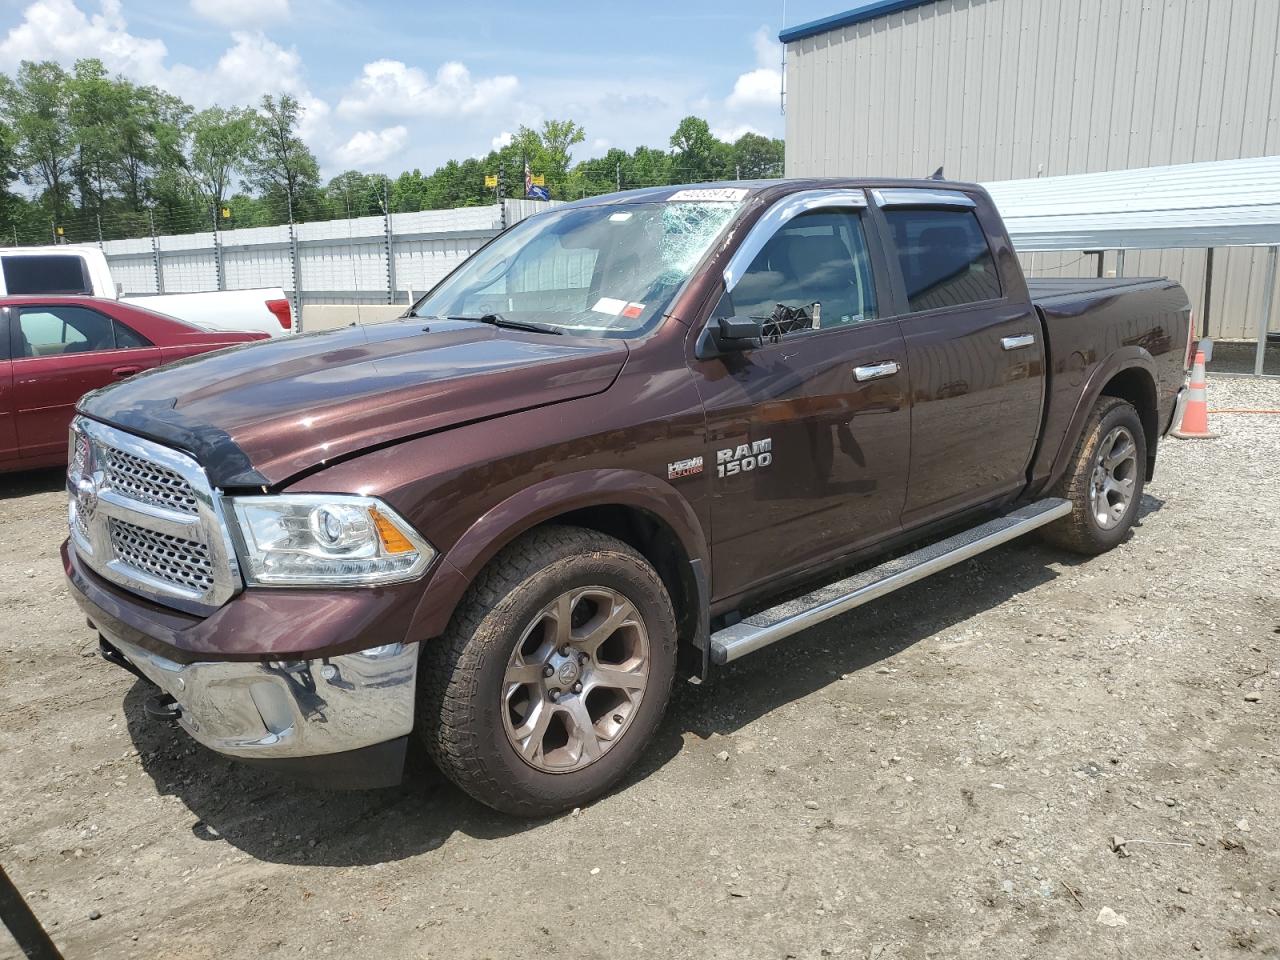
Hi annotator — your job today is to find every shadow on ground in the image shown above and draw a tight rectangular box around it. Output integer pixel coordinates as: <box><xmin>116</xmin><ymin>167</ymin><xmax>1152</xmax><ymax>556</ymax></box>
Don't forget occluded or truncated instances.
<box><xmin>0</xmin><ymin>467</ymin><xmax>64</xmax><ymax>499</ymax></box>
<box><xmin>120</xmin><ymin>501</ymin><xmax>1162</xmax><ymax>868</ymax></box>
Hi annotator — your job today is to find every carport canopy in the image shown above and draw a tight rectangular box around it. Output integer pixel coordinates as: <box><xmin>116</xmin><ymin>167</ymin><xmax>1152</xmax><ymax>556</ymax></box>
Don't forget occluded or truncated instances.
<box><xmin>983</xmin><ymin>154</ymin><xmax>1280</xmax><ymax>252</ymax></box>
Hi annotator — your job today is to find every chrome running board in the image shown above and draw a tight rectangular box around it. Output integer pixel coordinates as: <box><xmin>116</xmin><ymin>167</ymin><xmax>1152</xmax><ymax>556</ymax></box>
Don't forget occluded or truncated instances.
<box><xmin>709</xmin><ymin>498</ymin><xmax>1072</xmax><ymax>665</ymax></box>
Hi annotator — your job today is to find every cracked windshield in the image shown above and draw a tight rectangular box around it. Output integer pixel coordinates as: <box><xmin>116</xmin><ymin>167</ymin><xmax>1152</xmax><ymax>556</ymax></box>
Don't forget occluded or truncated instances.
<box><xmin>412</xmin><ymin>199</ymin><xmax>743</xmax><ymax>336</ymax></box>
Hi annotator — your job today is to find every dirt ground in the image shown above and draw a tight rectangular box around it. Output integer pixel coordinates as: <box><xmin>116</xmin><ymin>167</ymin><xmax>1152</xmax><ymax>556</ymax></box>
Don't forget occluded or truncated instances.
<box><xmin>1</xmin><ymin>376</ymin><xmax>1277</xmax><ymax>960</ymax></box>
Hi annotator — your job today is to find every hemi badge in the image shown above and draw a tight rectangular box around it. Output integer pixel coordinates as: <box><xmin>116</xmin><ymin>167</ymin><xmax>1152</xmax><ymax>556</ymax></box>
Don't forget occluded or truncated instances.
<box><xmin>667</xmin><ymin>456</ymin><xmax>704</xmax><ymax>480</ymax></box>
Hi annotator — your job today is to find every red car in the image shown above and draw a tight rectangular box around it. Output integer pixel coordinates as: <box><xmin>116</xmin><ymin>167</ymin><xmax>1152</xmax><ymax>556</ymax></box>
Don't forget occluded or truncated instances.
<box><xmin>0</xmin><ymin>295</ymin><xmax>268</xmax><ymax>472</ymax></box>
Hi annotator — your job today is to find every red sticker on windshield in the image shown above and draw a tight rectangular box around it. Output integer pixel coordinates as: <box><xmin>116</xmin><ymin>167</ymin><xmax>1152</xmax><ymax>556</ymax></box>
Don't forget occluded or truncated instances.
<box><xmin>622</xmin><ymin>302</ymin><xmax>645</xmax><ymax>319</ymax></box>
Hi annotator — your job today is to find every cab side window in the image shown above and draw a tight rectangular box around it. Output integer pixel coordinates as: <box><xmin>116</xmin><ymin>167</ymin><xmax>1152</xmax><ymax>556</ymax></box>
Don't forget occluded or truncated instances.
<box><xmin>729</xmin><ymin>210</ymin><xmax>878</xmax><ymax>332</ymax></box>
<box><xmin>884</xmin><ymin>207</ymin><xmax>1001</xmax><ymax>312</ymax></box>
<box><xmin>13</xmin><ymin>305</ymin><xmax>147</xmax><ymax>357</ymax></box>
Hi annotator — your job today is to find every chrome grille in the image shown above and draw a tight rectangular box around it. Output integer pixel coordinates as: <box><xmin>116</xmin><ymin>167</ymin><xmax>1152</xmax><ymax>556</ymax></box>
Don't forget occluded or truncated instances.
<box><xmin>71</xmin><ymin>499</ymin><xmax>90</xmax><ymax>542</ymax></box>
<box><xmin>102</xmin><ymin>447</ymin><xmax>198</xmax><ymax>515</ymax></box>
<box><xmin>68</xmin><ymin>416</ymin><xmax>241</xmax><ymax>613</ymax></box>
<box><xmin>109</xmin><ymin>518</ymin><xmax>215</xmax><ymax>592</ymax></box>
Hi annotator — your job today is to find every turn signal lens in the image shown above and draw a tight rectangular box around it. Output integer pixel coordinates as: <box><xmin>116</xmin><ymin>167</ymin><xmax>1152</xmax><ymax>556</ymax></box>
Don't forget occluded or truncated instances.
<box><xmin>372</xmin><ymin>509</ymin><xmax>416</xmax><ymax>554</ymax></box>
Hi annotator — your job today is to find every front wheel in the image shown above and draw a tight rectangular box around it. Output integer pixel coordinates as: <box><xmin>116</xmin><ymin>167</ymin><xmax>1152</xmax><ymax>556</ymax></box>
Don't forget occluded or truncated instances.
<box><xmin>1041</xmin><ymin>396</ymin><xmax>1147</xmax><ymax>555</ymax></box>
<box><xmin>418</xmin><ymin>526</ymin><xmax>677</xmax><ymax>816</ymax></box>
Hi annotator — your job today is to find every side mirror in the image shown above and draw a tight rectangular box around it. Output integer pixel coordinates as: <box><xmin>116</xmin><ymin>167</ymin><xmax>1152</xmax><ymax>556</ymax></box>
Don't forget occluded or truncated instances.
<box><xmin>717</xmin><ymin>315</ymin><xmax>763</xmax><ymax>348</ymax></box>
<box><xmin>695</xmin><ymin>314</ymin><xmax>762</xmax><ymax>360</ymax></box>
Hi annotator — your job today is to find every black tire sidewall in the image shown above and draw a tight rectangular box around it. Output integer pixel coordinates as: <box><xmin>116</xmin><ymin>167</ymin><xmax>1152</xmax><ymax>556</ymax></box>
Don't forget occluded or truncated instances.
<box><xmin>1082</xmin><ymin>403</ymin><xmax>1147</xmax><ymax>550</ymax></box>
<box><xmin>466</xmin><ymin>548</ymin><xmax>676</xmax><ymax>813</ymax></box>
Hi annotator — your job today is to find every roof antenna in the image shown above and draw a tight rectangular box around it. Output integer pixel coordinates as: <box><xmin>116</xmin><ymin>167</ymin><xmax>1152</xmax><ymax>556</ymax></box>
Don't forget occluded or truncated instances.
<box><xmin>929</xmin><ymin>166</ymin><xmax>945</xmax><ymax>180</ymax></box>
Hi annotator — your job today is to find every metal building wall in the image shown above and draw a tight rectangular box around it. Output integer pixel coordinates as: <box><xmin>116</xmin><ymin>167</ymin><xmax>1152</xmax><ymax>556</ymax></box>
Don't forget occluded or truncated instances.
<box><xmin>100</xmin><ymin>200</ymin><xmax>560</xmax><ymax>318</ymax></box>
<box><xmin>783</xmin><ymin>0</ymin><xmax>1280</xmax><ymax>338</ymax></box>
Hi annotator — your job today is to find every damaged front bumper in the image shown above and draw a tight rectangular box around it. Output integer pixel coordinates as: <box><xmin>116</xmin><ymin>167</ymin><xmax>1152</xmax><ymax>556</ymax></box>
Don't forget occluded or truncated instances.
<box><xmin>96</xmin><ymin>630</ymin><xmax>417</xmax><ymax>788</ymax></box>
<box><xmin>66</xmin><ymin>540</ymin><xmax>418</xmax><ymax>789</ymax></box>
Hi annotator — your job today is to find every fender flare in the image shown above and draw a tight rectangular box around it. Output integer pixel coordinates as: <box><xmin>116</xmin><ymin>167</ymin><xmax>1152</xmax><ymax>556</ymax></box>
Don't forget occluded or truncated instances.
<box><xmin>1044</xmin><ymin>346</ymin><xmax>1158</xmax><ymax>489</ymax></box>
<box><xmin>406</xmin><ymin>469</ymin><xmax>710</xmax><ymax>642</ymax></box>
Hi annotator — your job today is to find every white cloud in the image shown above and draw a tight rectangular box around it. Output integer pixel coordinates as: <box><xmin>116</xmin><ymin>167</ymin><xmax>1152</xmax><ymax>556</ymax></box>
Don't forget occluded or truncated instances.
<box><xmin>190</xmin><ymin>0</ymin><xmax>290</xmax><ymax>29</ymax></box>
<box><xmin>752</xmin><ymin>24</ymin><xmax>779</xmax><ymax>69</ymax></box>
<box><xmin>0</xmin><ymin>2</ymin><xmax>312</xmax><ymax>111</ymax></box>
<box><xmin>195</xmin><ymin>30</ymin><xmax>309</xmax><ymax>107</ymax></box>
<box><xmin>712</xmin><ymin>123</ymin><xmax>762</xmax><ymax>143</ymax></box>
<box><xmin>491</xmin><ymin>130</ymin><xmax>514</xmax><ymax>150</ymax></box>
<box><xmin>727</xmin><ymin>68</ymin><xmax>781</xmax><ymax>111</ymax></box>
<box><xmin>337</xmin><ymin>59</ymin><xmax>519</xmax><ymax>120</ymax></box>
<box><xmin>725</xmin><ymin>26</ymin><xmax>782</xmax><ymax>112</ymax></box>
<box><xmin>0</xmin><ymin>0</ymin><xmax>168</xmax><ymax>78</ymax></box>
<box><xmin>592</xmin><ymin>137</ymin><xmax>610</xmax><ymax>150</ymax></box>
<box><xmin>333</xmin><ymin>126</ymin><xmax>408</xmax><ymax>168</ymax></box>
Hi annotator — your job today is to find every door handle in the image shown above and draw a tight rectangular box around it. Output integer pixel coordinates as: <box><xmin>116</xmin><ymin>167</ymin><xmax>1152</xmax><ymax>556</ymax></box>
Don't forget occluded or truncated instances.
<box><xmin>853</xmin><ymin>360</ymin><xmax>900</xmax><ymax>382</ymax></box>
<box><xmin>1001</xmin><ymin>333</ymin><xmax>1036</xmax><ymax>351</ymax></box>
<box><xmin>112</xmin><ymin>366</ymin><xmax>142</xmax><ymax>379</ymax></box>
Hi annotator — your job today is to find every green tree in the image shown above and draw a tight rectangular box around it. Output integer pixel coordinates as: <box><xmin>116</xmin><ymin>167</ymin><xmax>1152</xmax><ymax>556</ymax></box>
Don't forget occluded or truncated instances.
<box><xmin>731</xmin><ymin>132</ymin><xmax>784</xmax><ymax>179</ymax></box>
<box><xmin>325</xmin><ymin>170</ymin><xmax>389</xmax><ymax>217</ymax></box>
<box><xmin>0</xmin><ymin>83</ymin><xmax>29</xmax><ymax>237</ymax></box>
<box><xmin>246</xmin><ymin>94</ymin><xmax>320</xmax><ymax>212</ymax></box>
<box><xmin>669</xmin><ymin>116</ymin><xmax>727</xmax><ymax>183</ymax></box>
<box><xmin>4</xmin><ymin>60</ymin><xmax>75</xmax><ymax>216</ymax></box>
<box><xmin>115</xmin><ymin>86</ymin><xmax>190</xmax><ymax>210</ymax></box>
<box><xmin>67</xmin><ymin>59</ymin><xmax>122</xmax><ymax>213</ymax></box>
<box><xmin>187</xmin><ymin>106</ymin><xmax>256</xmax><ymax>213</ymax></box>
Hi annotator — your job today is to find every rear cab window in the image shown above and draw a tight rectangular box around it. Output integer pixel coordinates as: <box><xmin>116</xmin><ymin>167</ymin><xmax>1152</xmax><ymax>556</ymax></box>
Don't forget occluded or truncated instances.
<box><xmin>884</xmin><ymin>207</ymin><xmax>1001</xmax><ymax>312</ymax></box>
<box><xmin>1</xmin><ymin>255</ymin><xmax>93</xmax><ymax>296</ymax></box>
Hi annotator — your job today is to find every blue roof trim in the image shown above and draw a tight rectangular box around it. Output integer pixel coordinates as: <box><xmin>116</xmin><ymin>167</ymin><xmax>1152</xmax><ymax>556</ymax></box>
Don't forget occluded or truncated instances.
<box><xmin>779</xmin><ymin>0</ymin><xmax>936</xmax><ymax>43</ymax></box>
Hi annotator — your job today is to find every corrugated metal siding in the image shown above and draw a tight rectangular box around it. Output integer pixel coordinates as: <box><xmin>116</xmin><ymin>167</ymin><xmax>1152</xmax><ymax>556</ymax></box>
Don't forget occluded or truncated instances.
<box><xmin>784</xmin><ymin>0</ymin><xmax>1280</xmax><ymax>338</ymax></box>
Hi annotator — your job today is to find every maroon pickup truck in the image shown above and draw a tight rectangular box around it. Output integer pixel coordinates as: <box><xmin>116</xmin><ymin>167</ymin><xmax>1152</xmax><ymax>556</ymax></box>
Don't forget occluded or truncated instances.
<box><xmin>63</xmin><ymin>179</ymin><xmax>1192</xmax><ymax>815</ymax></box>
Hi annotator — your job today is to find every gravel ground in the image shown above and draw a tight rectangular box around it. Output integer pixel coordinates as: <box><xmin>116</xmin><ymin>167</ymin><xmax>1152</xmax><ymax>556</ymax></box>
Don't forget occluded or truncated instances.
<box><xmin>1</xmin><ymin>376</ymin><xmax>1277</xmax><ymax>960</ymax></box>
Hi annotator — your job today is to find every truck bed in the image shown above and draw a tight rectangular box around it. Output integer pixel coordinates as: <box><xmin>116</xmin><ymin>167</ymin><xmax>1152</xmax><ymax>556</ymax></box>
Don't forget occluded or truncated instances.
<box><xmin>1026</xmin><ymin>276</ymin><xmax>1170</xmax><ymax>305</ymax></box>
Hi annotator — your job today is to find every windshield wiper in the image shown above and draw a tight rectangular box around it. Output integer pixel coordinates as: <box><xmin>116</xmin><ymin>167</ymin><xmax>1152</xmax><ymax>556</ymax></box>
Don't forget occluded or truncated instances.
<box><xmin>448</xmin><ymin>313</ymin><xmax>562</xmax><ymax>335</ymax></box>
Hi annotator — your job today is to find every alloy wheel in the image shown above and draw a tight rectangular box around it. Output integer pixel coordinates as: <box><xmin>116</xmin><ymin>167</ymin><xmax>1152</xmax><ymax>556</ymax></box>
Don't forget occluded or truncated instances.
<box><xmin>501</xmin><ymin>586</ymin><xmax>650</xmax><ymax>773</ymax></box>
<box><xmin>1089</xmin><ymin>425</ymin><xmax>1138</xmax><ymax>530</ymax></box>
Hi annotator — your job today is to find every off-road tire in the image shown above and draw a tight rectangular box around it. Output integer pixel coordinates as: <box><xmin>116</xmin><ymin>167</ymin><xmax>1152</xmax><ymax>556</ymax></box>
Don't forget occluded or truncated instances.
<box><xmin>418</xmin><ymin>525</ymin><xmax>677</xmax><ymax>816</ymax></box>
<box><xmin>1041</xmin><ymin>396</ymin><xmax>1146</xmax><ymax>555</ymax></box>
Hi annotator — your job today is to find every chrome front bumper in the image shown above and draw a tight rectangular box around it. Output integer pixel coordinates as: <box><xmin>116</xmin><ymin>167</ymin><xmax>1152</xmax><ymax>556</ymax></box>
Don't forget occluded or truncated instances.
<box><xmin>100</xmin><ymin>629</ymin><xmax>418</xmax><ymax>761</ymax></box>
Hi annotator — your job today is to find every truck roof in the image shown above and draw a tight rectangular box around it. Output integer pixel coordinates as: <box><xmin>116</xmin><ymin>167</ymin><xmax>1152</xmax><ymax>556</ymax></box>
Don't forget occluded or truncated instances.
<box><xmin>557</xmin><ymin>177</ymin><xmax>986</xmax><ymax>210</ymax></box>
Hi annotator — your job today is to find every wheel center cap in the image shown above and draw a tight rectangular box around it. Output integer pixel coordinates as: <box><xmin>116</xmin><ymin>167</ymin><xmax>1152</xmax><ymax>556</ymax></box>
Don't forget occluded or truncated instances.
<box><xmin>556</xmin><ymin>659</ymin><xmax>581</xmax><ymax>687</ymax></box>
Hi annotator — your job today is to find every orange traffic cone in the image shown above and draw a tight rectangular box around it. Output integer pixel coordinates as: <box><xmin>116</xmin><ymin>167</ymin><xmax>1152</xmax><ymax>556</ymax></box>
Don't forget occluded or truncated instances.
<box><xmin>1171</xmin><ymin>350</ymin><xmax>1218</xmax><ymax>439</ymax></box>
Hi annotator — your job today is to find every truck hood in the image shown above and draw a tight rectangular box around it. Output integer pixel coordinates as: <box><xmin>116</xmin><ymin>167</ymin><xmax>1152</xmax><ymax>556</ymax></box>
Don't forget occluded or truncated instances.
<box><xmin>78</xmin><ymin>318</ymin><xmax>628</xmax><ymax>487</ymax></box>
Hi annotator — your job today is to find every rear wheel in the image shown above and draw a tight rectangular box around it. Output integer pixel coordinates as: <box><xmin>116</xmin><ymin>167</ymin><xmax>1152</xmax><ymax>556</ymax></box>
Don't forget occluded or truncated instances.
<box><xmin>1042</xmin><ymin>396</ymin><xmax>1146</xmax><ymax>554</ymax></box>
<box><xmin>418</xmin><ymin>526</ymin><xmax>677</xmax><ymax>816</ymax></box>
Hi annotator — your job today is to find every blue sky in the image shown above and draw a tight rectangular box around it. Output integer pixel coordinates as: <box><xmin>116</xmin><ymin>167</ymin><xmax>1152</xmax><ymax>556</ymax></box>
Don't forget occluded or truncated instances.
<box><xmin>0</xmin><ymin>0</ymin><xmax>838</xmax><ymax>178</ymax></box>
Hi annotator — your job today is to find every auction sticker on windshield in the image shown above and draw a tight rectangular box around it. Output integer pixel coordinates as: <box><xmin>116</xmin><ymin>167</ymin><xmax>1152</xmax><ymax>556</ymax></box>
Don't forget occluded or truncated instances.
<box><xmin>667</xmin><ymin>187</ymin><xmax>749</xmax><ymax>203</ymax></box>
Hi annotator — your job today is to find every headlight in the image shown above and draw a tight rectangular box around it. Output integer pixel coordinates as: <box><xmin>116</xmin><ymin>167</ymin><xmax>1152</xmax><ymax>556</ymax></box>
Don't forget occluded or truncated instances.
<box><xmin>228</xmin><ymin>494</ymin><xmax>435</xmax><ymax>586</ymax></box>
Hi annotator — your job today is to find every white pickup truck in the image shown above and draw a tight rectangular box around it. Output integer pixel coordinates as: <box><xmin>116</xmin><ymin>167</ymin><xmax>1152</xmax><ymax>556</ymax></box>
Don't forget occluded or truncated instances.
<box><xmin>0</xmin><ymin>245</ymin><xmax>294</xmax><ymax>337</ymax></box>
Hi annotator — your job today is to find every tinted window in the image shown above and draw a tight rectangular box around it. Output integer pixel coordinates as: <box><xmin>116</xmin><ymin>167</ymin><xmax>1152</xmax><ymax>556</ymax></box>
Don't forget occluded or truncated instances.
<box><xmin>885</xmin><ymin>208</ymin><xmax>1001</xmax><ymax>312</ymax></box>
<box><xmin>113</xmin><ymin>320</ymin><xmax>150</xmax><ymax>348</ymax></box>
<box><xmin>15</xmin><ymin>306</ymin><xmax>119</xmax><ymax>357</ymax></box>
<box><xmin>2</xmin><ymin>255</ymin><xmax>92</xmax><ymax>295</ymax></box>
<box><xmin>729</xmin><ymin>210</ymin><xmax>878</xmax><ymax>331</ymax></box>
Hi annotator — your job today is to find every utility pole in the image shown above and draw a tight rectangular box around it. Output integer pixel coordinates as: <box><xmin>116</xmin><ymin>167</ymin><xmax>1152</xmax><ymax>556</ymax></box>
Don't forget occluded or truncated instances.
<box><xmin>96</xmin><ymin>214</ymin><xmax>104</xmax><ymax>250</ymax></box>
<box><xmin>616</xmin><ymin>161</ymin><xmax>621</xmax><ymax>192</ymax></box>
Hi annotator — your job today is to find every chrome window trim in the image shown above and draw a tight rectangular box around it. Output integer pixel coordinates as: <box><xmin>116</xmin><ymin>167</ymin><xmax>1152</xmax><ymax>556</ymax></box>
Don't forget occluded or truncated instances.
<box><xmin>722</xmin><ymin>189</ymin><xmax>868</xmax><ymax>291</ymax></box>
<box><xmin>68</xmin><ymin>416</ymin><xmax>243</xmax><ymax>614</ymax></box>
<box><xmin>870</xmin><ymin>188</ymin><xmax>977</xmax><ymax>209</ymax></box>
